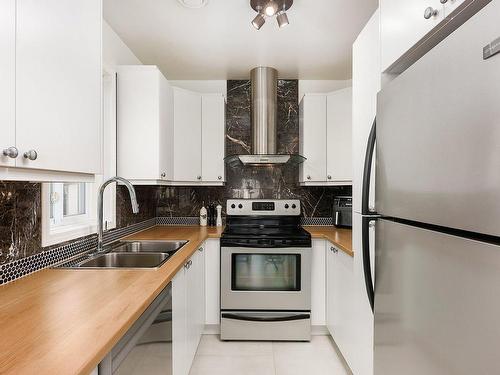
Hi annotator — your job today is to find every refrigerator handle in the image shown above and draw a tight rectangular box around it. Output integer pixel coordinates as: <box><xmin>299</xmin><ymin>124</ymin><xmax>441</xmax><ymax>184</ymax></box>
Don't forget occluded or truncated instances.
<box><xmin>362</xmin><ymin>118</ymin><xmax>377</xmax><ymax>215</ymax></box>
<box><xmin>362</xmin><ymin>216</ymin><xmax>375</xmax><ymax>312</ymax></box>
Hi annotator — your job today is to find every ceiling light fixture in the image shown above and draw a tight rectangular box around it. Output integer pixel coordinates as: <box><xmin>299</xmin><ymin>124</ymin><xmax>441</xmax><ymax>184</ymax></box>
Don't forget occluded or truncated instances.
<box><xmin>250</xmin><ymin>0</ymin><xmax>293</xmax><ymax>30</ymax></box>
<box><xmin>177</xmin><ymin>0</ymin><xmax>208</xmax><ymax>9</ymax></box>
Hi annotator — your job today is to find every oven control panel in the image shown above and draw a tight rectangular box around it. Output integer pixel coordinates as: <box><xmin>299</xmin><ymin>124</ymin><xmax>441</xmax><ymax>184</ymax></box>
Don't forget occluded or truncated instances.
<box><xmin>226</xmin><ymin>199</ymin><xmax>301</xmax><ymax>216</ymax></box>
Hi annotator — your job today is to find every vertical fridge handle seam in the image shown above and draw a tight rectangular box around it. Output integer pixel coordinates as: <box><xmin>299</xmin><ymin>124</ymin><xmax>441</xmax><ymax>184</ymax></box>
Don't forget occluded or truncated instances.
<box><xmin>362</xmin><ymin>118</ymin><xmax>377</xmax><ymax>215</ymax></box>
<box><xmin>362</xmin><ymin>216</ymin><xmax>376</xmax><ymax>312</ymax></box>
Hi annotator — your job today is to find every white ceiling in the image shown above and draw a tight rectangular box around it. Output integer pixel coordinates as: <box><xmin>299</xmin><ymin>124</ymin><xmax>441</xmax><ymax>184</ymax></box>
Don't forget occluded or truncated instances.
<box><xmin>103</xmin><ymin>0</ymin><xmax>378</xmax><ymax>80</ymax></box>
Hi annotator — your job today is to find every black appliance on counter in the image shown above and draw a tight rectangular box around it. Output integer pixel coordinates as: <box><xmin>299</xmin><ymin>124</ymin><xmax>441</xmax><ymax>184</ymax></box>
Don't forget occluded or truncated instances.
<box><xmin>333</xmin><ymin>196</ymin><xmax>352</xmax><ymax>228</ymax></box>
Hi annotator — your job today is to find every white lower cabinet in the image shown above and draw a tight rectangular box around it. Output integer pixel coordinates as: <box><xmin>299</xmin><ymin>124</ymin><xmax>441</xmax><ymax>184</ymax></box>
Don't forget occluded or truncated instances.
<box><xmin>173</xmin><ymin>245</ymin><xmax>205</xmax><ymax>375</ymax></box>
<box><xmin>326</xmin><ymin>242</ymin><xmax>356</xmax><ymax>372</ymax></box>
<box><xmin>311</xmin><ymin>239</ymin><xmax>326</xmax><ymax>326</ymax></box>
<box><xmin>204</xmin><ymin>239</ymin><xmax>220</xmax><ymax>327</ymax></box>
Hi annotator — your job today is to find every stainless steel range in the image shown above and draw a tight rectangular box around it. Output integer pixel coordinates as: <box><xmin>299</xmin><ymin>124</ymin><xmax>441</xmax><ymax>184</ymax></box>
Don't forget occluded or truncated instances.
<box><xmin>220</xmin><ymin>199</ymin><xmax>312</xmax><ymax>341</ymax></box>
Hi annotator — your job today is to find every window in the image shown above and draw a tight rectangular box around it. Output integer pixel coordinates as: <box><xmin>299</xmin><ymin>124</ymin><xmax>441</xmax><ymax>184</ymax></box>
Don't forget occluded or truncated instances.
<box><xmin>41</xmin><ymin>68</ymin><xmax>117</xmax><ymax>246</ymax></box>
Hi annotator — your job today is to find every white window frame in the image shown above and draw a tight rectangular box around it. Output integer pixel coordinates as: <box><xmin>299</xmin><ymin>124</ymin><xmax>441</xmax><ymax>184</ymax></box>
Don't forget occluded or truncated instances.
<box><xmin>41</xmin><ymin>67</ymin><xmax>118</xmax><ymax>247</ymax></box>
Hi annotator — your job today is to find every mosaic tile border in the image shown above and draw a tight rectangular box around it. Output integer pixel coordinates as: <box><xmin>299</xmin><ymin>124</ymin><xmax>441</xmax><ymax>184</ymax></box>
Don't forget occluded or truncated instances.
<box><xmin>0</xmin><ymin>218</ymin><xmax>156</xmax><ymax>285</ymax></box>
<box><xmin>156</xmin><ymin>217</ymin><xmax>201</xmax><ymax>226</ymax></box>
<box><xmin>301</xmin><ymin>217</ymin><xmax>334</xmax><ymax>226</ymax></box>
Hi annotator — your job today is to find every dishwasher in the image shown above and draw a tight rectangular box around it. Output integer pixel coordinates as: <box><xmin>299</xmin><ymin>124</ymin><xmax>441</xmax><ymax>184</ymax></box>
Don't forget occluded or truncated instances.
<box><xmin>99</xmin><ymin>284</ymin><xmax>172</xmax><ymax>375</ymax></box>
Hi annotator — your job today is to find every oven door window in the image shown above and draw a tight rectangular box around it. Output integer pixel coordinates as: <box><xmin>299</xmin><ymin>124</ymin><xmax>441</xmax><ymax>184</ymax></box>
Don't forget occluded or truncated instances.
<box><xmin>231</xmin><ymin>254</ymin><xmax>301</xmax><ymax>291</ymax></box>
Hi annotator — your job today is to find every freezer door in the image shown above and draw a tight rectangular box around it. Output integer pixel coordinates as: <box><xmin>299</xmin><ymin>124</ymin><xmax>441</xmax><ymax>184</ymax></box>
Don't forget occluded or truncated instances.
<box><xmin>376</xmin><ymin>1</ymin><xmax>500</xmax><ymax>236</ymax></box>
<box><xmin>374</xmin><ymin>219</ymin><xmax>500</xmax><ymax>375</ymax></box>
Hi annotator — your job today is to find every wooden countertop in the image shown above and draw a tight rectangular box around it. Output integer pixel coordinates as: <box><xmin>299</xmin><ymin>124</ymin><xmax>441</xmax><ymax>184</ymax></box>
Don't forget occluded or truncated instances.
<box><xmin>0</xmin><ymin>225</ymin><xmax>351</xmax><ymax>375</ymax></box>
<box><xmin>303</xmin><ymin>226</ymin><xmax>353</xmax><ymax>257</ymax></box>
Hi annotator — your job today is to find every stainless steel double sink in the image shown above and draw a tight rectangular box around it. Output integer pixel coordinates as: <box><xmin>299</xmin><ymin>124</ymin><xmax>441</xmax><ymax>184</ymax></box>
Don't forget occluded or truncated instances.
<box><xmin>68</xmin><ymin>240</ymin><xmax>188</xmax><ymax>269</ymax></box>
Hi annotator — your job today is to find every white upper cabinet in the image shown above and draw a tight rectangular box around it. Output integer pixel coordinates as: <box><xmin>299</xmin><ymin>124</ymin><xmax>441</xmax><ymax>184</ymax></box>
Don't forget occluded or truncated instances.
<box><xmin>173</xmin><ymin>88</ymin><xmax>202</xmax><ymax>183</ymax></box>
<box><xmin>0</xmin><ymin>0</ymin><xmax>15</xmax><ymax>168</ymax></box>
<box><xmin>327</xmin><ymin>88</ymin><xmax>353</xmax><ymax>183</ymax></box>
<box><xmin>443</xmin><ymin>0</ymin><xmax>466</xmax><ymax>16</ymax></box>
<box><xmin>299</xmin><ymin>95</ymin><xmax>327</xmax><ymax>183</ymax></box>
<box><xmin>201</xmin><ymin>94</ymin><xmax>225</xmax><ymax>183</ymax></box>
<box><xmin>300</xmin><ymin>90</ymin><xmax>352</xmax><ymax>185</ymax></box>
<box><xmin>381</xmin><ymin>0</ymin><xmax>444</xmax><ymax>72</ymax></box>
<box><xmin>15</xmin><ymin>0</ymin><xmax>101</xmax><ymax>175</ymax></box>
<box><xmin>117</xmin><ymin>66</ymin><xmax>174</xmax><ymax>184</ymax></box>
<box><xmin>117</xmin><ymin>77</ymin><xmax>225</xmax><ymax>185</ymax></box>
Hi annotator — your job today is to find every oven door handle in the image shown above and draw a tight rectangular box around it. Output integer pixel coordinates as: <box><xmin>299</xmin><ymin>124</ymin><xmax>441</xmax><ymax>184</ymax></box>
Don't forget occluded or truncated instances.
<box><xmin>221</xmin><ymin>313</ymin><xmax>310</xmax><ymax>322</ymax></box>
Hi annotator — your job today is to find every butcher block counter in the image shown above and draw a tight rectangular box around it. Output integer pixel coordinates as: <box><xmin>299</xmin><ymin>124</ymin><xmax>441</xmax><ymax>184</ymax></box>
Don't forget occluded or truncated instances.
<box><xmin>0</xmin><ymin>225</ymin><xmax>351</xmax><ymax>375</ymax></box>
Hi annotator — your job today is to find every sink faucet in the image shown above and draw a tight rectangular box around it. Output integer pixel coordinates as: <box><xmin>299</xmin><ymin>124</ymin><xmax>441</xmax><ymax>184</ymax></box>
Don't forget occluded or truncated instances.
<box><xmin>97</xmin><ymin>177</ymin><xmax>139</xmax><ymax>252</ymax></box>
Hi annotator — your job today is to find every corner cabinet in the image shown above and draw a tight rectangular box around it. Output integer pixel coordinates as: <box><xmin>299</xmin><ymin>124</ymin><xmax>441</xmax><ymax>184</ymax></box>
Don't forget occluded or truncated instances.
<box><xmin>117</xmin><ymin>71</ymin><xmax>225</xmax><ymax>186</ymax></box>
<box><xmin>0</xmin><ymin>0</ymin><xmax>102</xmax><ymax>181</ymax></box>
<box><xmin>117</xmin><ymin>66</ymin><xmax>174</xmax><ymax>184</ymax></box>
<box><xmin>172</xmin><ymin>245</ymin><xmax>205</xmax><ymax>375</ymax></box>
<box><xmin>299</xmin><ymin>88</ymin><xmax>352</xmax><ymax>186</ymax></box>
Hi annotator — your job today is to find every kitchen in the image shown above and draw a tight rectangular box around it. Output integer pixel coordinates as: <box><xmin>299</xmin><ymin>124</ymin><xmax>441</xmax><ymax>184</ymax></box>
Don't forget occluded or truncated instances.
<box><xmin>1</xmin><ymin>0</ymin><xmax>499</xmax><ymax>374</ymax></box>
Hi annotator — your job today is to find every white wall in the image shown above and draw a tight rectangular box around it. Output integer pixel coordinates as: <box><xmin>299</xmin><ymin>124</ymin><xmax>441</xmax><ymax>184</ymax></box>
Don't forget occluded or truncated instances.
<box><xmin>103</xmin><ymin>21</ymin><xmax>142</xmax><ymax>68</ymax></box>
<box><xmin>299</xmin><ymin>80</ymin><xmax>352</xmax><ymax>100</ymax></box>
<box><xmin>170</xmin><ymin>80</ymin><xmax>227</xmax><ymax>97</ymax></box>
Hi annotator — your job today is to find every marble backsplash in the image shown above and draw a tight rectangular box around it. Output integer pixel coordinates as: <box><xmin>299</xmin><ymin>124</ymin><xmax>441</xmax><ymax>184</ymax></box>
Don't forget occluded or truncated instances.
<box><xmin>1</xmin><ymin>79</ymin><xmax>351</xmax><ymax>265</ymax></box>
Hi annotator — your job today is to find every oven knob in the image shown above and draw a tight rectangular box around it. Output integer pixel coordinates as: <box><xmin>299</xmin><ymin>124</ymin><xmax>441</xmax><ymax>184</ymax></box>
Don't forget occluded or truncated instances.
<box><xmin>238</xmin><ymin>204</ymin><xmax>243</xmax><ymax>209</ymax></box>
<box><xmin>285</xmin><ymin>204</ymin><xmax>289</xmax><ymax>209</ymax></box>
<box><xmin>231</xmin><ymin>204</ymin><xmax>236</xmax><ymax>209</ymax></box>
<box><xmin>292</xmin><ymin>204</ymin><xmax>296</xmax><ymax>209</ymax></box>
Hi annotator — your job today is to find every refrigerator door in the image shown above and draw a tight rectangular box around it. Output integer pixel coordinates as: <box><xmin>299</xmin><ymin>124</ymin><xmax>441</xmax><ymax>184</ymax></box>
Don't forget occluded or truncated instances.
<box><xmin>376</xmin><ymin>0</ymin><xmax>500</xmax><ymax>236</ymax></box>
<box><xmin>374</xmin><ymin>219</ymin><xmax>500</xmax><ymax>375</ymax></box>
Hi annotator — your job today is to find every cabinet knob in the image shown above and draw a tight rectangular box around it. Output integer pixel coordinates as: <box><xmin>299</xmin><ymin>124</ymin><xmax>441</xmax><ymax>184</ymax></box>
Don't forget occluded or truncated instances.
<box><xmin>161</xmin><ymin>172</ymin><xmax>166</xmax><ymax>178</ymax></box>
<box><xmin>440</xmin><ymin>0</ymin><xmax>448</xmax><ymax>3</ymax></box>
<box><xmin>2</xmin><ymin>146</ymin><xmax>18</xmax><ymax>159</ymax></box>
<box><xmin>23</xmin><ymin>149</ymin><xmax>38</xmax><ymax>161</ymax></box>
<box><xmin>327</xmin><ymin>175</ymin><xmax>332</xmax><ymax>180</ymax></box>
<box><xmin>198</xmin><ymin>247</ymin><xmax>204</xmax><ymax>252</ymax></box>
<box><xmin>218</xmin><ymin>176</ymin><xmax>222</xmax><ymax>180</ymax></box>
<box><xmin>307</xmin><ymin>175</ymin><xmax>311</xmax><ymax>180</ymax></box>
<box><xmin>197</xmin><ymin>175</ymin><xmax>202</xmax><ymax>180</ymax></box>
<box><xmin>424</xmin><ymin>6</ymin><xmax>439</xmax><ymax>19</ymax></box>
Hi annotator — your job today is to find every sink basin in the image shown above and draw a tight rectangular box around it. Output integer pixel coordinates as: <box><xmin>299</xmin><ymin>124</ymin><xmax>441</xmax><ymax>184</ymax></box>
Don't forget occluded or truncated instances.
<box><xmin>112</xmin><ymin>240</ymin><xmax>188</xmax><ymax>254</ymax></box>
<box><xmin>76</xmin><ymin>253</ymin><xmax>170</xmax><ymax>269</ymax></box>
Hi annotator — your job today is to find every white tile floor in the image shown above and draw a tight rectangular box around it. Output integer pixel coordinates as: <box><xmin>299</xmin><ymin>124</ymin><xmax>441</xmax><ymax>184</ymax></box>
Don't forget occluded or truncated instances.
<box><xmin>189</xmin><ymin>335</ymin><xmax>352</xmax><ymax>375</ymax></box>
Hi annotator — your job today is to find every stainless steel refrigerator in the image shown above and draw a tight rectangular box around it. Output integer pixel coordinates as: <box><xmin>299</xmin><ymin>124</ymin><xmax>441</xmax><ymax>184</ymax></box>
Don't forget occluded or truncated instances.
<box><xmin>362</xmin><ymin>1</ymin><xmax>500</xmax><ymax>374</ymax></box>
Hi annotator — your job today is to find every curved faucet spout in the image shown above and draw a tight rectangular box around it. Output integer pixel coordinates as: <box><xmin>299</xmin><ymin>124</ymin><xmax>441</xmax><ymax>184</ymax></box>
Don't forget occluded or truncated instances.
<box><xmin>97</xmin><ymin>177</ymin><xmax>139</xmax><ymax>252</ymax></box>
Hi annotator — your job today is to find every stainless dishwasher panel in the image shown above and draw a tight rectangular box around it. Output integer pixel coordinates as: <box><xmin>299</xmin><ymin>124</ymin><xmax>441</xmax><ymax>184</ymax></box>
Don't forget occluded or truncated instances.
<box><xmin>99</xmin><ymin>284</ymin><xmax>172</xmax><ymax>375</ymax></box>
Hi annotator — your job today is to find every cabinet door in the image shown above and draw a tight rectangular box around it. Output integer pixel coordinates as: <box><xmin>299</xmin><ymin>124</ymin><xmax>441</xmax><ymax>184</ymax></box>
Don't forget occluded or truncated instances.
<box><xmin>326</xmin><ymin>244</ymin><xmax>336</xmax><ymax>335</ymax></box>
<box><xmin>443</xmin><ymin>0</ymin><xmax>467</xmax><ymax>17</ymax></box>
<box><xmin>327</xmin><ymin>88</ymin><xmax>353</xmax><ymax>183</ymax></box>
<box><xmin>352</xmin><ymin>11</ymin><xmax>380</xmax><ymax>214</ymax></box>
<box><xmin>300</xmin><ymin>95</ymin><xmax>327</xmax><ymax>182</ymax></box>
<box><xmin>16</xmin><ymin>0</ymin><xmax>101</xmax><ymax>174</ymax></box>
<box><xmin>172</xmin><ymin>267</ymin><xmax>188</xmax><ymax>375</ymax></box>
<box><xmin>204</xmin><ymin>239</ymin><xmax>220</xmax><ymax>326</ymax></box>
<box><xmin>174</xmin><ymin>88</ymin><xmax>202</xmax><ymax>182</ymax></box>
<box><xmin>381</xmin><ymin>0</ymin><xmax>443</xmax><ymax>72</ymax></box>
<box><xmin>311</xmin><ymin>239</ymin><xmax>326</xmax><ymax>325</ymax></box>
<box><xmin>202</xmin><ymin>95</ymin><xmax>225</xmax><ymax>182</ymax></box>
<box><xmin>0</xmin><ymin>0</ymin><xmax>15</xmax><ymax>167</ymax></box>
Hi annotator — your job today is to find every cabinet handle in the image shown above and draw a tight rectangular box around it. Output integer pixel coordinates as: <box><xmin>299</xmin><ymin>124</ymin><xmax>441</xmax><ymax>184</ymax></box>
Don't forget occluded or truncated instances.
<box><xmin>197</xmin><ymin>175</ymin><xmax>202</xmax><ymax>180</ymax></box>
<box><xmin>327</xmin><ymin>175</ymin><xmax>332</xmax><ymax>180</ymax></box>
<box><xmin>424</xmin><ymin>6</ymin><xmax>439</xmax><ymax>19</ymax></box>
<box><xmin>218</xmin><ymin>176</ymin><xmax>222</xmax><ymax>180</ymax></box>
<box><xmin>161</xmin><ymin>172</ymin><xmax>166</xmax><ymax>178</ymax></box>
<box><xmin>307</xmin><ymin>175</ymin><xmax>311</xmax><ymax>180</ymax></box>
<box><xmin>23</xmin><ymin>150</ymin><xmax>38</xmax><ymax>161</ymax></box>
<box><xmin>2</xmin><ymin>146</ymin><xmax>18</xmax><ymax>159</ymax></box>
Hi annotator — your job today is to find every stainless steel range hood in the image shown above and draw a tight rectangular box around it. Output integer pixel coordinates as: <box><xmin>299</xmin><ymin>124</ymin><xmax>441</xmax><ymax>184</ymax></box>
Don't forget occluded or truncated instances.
<box><xmin>225</xmin><ymin>67</ymin><xmax>305</xmax><ymax>167</ymax></box>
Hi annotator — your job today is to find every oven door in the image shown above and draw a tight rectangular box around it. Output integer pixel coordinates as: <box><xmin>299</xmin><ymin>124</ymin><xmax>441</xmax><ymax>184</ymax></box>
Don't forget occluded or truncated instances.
<box><xmin>221</xmin><ymin>247</ymin><xmax>311</xmax><ymax>311</ymax></box>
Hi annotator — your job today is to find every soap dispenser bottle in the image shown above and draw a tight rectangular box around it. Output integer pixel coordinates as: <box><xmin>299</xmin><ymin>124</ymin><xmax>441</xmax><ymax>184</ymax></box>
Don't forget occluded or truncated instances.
<box><xmin>200</xmin><ymin>202</ymin><xmax>207</xmax><ymax>227</ymax></box>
